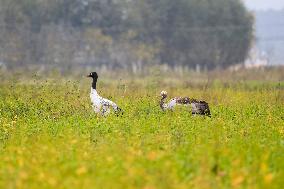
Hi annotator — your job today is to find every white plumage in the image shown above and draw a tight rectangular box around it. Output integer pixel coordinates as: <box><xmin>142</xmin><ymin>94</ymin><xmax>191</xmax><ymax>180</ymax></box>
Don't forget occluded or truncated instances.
<box><xmin>160</xmin><ymin>91</ymin><xmax>180</xmax><ymax>110</ymax></box>
<box><xmin>88</xmin><ymin>72</ymin><xmax>122</xmax><ymax>116</ymax></box>
<box><xmin>160</xmin><ymin>90</ymin><xmax>211</xmax><ymax>116</ymax></box>
<box><xmin>90</xmin><ymin>88</ymin><xmax>120</xmax><ymax>116</ymax></box>
<box><xmin>160</xmin><ymin>91</ymin><xmax>176</xmax><ymax>110</ymax></box>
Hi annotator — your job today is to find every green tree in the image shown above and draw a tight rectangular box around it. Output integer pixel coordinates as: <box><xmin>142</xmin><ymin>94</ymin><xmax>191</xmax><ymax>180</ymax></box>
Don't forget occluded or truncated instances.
<box><xmin>126</xmin><ymin>0</ymin><xmax>254</xmax><ymax>69</ymax></box>
<box><xmin>0</xmin><ymin>0</ymin><xmax>254</xmax><ymax>70</ymax></box>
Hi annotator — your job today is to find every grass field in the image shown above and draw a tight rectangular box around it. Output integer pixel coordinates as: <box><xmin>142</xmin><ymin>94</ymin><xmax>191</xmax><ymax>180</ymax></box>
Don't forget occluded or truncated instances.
<box><xmin>0</xmin><ymin>72</ymin><xmax>283</xmax><ymax>189</ymax></box>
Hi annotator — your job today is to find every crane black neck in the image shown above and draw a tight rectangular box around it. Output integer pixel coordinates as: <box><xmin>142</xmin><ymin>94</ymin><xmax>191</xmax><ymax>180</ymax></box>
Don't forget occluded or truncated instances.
<box><xmin>92</xmin><ymin>78</ymin><xmax>97</xmax><ymax>90</ymax></box>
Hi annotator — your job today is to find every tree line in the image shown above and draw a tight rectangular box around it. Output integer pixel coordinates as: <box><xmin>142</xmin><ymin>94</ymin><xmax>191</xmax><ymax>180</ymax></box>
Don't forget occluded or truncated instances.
<box><xmin>0</xmin><ymin>0</ymin><xmax>254</xmax><ymax>72</ymax></box>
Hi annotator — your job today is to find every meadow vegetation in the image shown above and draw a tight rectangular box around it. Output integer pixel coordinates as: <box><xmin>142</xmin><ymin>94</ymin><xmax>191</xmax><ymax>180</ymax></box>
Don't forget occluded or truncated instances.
<box><xmin>0</xmin><ymin>69</ymin><xmax>283</xmax><ymax>189</ymax></box>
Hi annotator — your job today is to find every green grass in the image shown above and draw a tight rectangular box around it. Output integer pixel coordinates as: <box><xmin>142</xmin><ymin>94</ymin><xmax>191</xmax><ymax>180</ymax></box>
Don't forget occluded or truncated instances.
<box><xmin>0</xmin><ymin>77</ymin><xmax>283</xmax><ymax>189</ymax></box>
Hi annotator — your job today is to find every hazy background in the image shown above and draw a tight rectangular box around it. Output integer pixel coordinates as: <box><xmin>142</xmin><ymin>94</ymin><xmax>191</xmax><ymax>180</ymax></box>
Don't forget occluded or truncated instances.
<box><xmin>243</xmin><ymin>0</ymin><xmax>284</xmax><ymax>66</ymax></box>
<box><xmin>244</xmin><ymin>0</ymin><xmax>284</xmax><ymax>10</ymax></box>
<box><xmin>0</xmin><ymin>0</ymin><xmax>283</xmax><ymax>74</ymax></box>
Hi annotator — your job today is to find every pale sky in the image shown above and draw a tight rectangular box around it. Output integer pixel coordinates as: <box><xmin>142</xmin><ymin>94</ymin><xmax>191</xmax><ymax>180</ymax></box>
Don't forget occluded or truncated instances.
<box><xmin>243</xmin><ymin>0</ymin><xmax>284</xmax><ymax>10</ymax></box>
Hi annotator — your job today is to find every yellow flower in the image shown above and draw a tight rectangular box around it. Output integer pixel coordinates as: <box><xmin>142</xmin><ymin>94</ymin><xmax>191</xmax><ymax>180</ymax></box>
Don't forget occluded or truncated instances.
<box><xmin>232</xmin><ymin>175</ymin><xmax>244</xmax><ymax>187</ymax></box>
<box><xmin>76</xmin><ymin>166</ymin><xmax>87</xmax><ymax>175</ymax></box>
<box><xmin>264</xmin><ymin>173</ymin><xmax>274</xmax><ymax>184</ymax></box>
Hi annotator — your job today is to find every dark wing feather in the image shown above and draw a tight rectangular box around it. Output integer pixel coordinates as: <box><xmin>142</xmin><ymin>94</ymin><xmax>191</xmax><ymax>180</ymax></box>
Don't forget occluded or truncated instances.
<box><xmin>191</xmin><ymin>101</ymin><xmax>211</xmax><ymax>117</ymax></box>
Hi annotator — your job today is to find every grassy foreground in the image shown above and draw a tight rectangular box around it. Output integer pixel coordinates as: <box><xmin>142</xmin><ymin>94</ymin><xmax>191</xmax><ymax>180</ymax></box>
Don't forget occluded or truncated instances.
<box><xmin>0</xmin><ymin>76</ymin><xmax>283</xmax><ymax>189</ymax></box>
